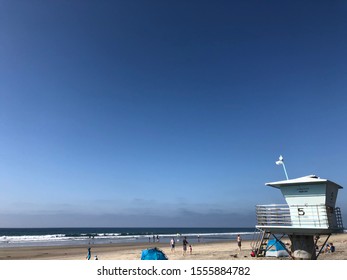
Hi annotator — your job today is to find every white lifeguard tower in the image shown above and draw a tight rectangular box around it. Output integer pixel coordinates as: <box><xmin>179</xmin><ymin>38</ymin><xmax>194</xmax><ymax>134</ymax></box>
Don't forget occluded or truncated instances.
<box><xmin>252</xmin><ymin>175</ymin><xmax>344</xmax><ymax>259</ymax></box>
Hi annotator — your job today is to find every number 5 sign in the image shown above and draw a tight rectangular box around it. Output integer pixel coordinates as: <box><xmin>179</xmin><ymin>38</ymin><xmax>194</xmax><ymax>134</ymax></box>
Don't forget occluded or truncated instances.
<box><xmin>298</xmin><ymin>208</ymin><xmax>305</xmax><ymax>216</ymax></box>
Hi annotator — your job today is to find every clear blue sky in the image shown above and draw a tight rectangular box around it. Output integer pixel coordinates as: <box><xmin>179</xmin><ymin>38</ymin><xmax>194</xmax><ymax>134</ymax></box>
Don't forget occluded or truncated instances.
<box><xmin>1</xmin><ymin>0</ymin><xmax>346</xmax><ymax>227</ymax></box>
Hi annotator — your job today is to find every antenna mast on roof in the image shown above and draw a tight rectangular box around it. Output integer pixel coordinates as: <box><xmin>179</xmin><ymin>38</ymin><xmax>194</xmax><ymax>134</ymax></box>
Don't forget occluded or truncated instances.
<box><xmin>275</xmin><ymin>155</ymin><xmax>289</xmax><ymax>180</ymax></box>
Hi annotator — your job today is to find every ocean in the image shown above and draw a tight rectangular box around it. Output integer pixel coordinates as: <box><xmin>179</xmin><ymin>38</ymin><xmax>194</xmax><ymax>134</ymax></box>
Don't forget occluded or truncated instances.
<box><xmin>0</xmin><ymin>227</ymin><xmax>255</xmax><ymax>248</ymax></box>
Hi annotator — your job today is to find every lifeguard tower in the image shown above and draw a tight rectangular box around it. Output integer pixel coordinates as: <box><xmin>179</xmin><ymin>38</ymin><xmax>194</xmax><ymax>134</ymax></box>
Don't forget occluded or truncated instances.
<box><xmin>252</xmin><ymin>175</ymin><xmax>344</xmax><ymax>259</ymax></box>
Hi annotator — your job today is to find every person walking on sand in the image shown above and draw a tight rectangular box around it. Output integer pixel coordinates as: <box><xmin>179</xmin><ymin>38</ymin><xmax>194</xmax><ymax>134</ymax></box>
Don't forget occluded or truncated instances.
<box><xmin>237</xmin><ymin>235</ymin><xmax>242</xmax><ymax>251</ymax></box>
<box><xmin>182</xmin><ymin>237</ymin><xmax>189</xmax><ymax>256</ymax></box>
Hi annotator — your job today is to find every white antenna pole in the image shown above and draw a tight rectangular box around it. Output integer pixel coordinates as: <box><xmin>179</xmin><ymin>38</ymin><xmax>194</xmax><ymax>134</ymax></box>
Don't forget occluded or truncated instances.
<box><xmin>282</xmin><ymin>162</ymin><xmax>289</xmax><ymax>180</ymax></box>
<box><xmin>276</xmin><ymin>155</ymin><xmax>289</xmax><ymax>180</ymax></box>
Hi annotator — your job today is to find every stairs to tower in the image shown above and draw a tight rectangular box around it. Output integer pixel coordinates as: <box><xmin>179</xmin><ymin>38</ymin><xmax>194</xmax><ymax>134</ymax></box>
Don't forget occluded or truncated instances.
<box><xmin>251</xmin><ymin>229</ymin><xmax>272</xmax><ymax>257</ymax></box>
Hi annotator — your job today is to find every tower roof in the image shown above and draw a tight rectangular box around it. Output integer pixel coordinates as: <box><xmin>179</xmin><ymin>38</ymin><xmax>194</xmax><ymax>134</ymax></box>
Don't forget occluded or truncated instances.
<box><xmin>266</xmin><ymin>175</ymin><xmax>343</xmax><ymax>189</ymax></box>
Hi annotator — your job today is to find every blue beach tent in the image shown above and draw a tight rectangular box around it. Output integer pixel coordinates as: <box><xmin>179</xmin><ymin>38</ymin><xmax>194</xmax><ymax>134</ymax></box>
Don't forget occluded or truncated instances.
<box><xmin>265</xmin><ymin>240</ymin><xmax>289</xmax><ymax>257</ymax></box>
<box><xmin>141</xmin><ymin>248</ymin><xmax>168</xmax><ymax>260</ymax></box>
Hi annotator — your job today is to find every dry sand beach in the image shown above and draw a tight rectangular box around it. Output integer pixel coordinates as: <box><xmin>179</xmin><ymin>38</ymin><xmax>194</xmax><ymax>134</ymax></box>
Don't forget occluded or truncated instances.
<box><xmin>1</xmin><ymin>233</ymin><xmax>346</xmax><ymax>260</ymax></box>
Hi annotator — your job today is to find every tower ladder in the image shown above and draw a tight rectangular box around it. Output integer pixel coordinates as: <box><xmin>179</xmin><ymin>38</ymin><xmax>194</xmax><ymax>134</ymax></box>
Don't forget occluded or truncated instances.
<box><xmin>251</xmin><ymin>229</ymin><xmax>271</xmax><ymax>257</ymax></box>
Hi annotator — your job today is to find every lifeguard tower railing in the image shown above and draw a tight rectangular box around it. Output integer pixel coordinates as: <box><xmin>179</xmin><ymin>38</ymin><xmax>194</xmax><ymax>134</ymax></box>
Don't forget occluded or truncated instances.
<box><xmin>256</xmin><ymin>204</ymin><xmax>344</xmax><ymax>229</ymax></box>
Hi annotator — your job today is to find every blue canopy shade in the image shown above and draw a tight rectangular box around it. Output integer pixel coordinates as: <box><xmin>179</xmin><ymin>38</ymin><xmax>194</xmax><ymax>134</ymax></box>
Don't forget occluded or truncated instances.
<box><xmin>141</xmin><ymin>248</ymin><xmax>168</xmax><ymax>260</ymax></box>
<box><xmin>265</xmin><ymin>239</ymin><xmax>289</xmax><ymax>257</ymax></box>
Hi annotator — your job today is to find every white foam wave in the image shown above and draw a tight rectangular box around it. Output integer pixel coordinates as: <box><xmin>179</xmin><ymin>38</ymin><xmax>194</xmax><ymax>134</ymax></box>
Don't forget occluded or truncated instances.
<box><xmin>0</xmin><ymin>233</ymin><xmax>124</xmax><ymax>244</ymax></box>
<box><xmin>146</xmin><ymin>231</ymin><xmax>253</xmax><ymax>238</ymax></box>
<box><xmin>0</xmin><ymin>234</ymin><xmax>67</xmax><ymax>243</ymax></box>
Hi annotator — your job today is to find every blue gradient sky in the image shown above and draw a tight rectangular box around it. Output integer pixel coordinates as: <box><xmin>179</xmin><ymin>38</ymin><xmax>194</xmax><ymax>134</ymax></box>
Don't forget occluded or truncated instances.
<box><xmin>1</xmin><ymin>0</ymin><xmax>347</xmax><ymax>227</ymax></box>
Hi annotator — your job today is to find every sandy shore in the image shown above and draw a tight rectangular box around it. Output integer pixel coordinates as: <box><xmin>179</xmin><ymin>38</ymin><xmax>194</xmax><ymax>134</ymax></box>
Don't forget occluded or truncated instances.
<box><xmin>1</xmin><ymin>233</ymin><xmax>346</xmax><ymax>260</ymax></box>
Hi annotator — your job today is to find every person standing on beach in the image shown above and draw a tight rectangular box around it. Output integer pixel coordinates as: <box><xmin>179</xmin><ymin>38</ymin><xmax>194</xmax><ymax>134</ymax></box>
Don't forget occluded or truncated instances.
<box><xmin>237</xmin><ymin>235</ymin><xmax>242</xmax><ymax>251</ymax></box>
<box><xmin>86</xmin><ymin>247</ymin><xmax>91</xmax><ymax>260</ymax></box>
<box><xmin>182</xmin><ymin>237</ymin><xmax>189</xmax><ymax>256</ymax></box>
<box><xmin>170</xmin><ymin>237</ymin><xmax>176</xmax><ymax>252</ymax></box>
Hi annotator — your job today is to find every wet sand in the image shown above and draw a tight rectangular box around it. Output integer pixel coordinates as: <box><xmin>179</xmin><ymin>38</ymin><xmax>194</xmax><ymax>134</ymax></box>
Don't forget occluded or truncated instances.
<box><xmin>1</xmin><ymin>233</ymin><xmax>346</xmax><ymax>260</ymax></box>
